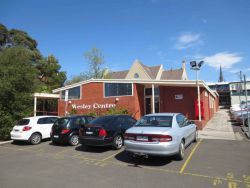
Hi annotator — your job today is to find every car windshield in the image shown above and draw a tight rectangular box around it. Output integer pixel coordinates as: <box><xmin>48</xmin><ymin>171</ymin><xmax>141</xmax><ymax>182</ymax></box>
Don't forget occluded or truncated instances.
<box><xmin>135</xmin><ymin>116</ymin><xmax>173</xmax><ymax>127</ymax></box>
<box><xmin>90</xmin><ymin>116</ymin><xmax>114</xmax><ymax>125</ymax></box>
<box><xmin>53</xmin><ymin>118</ymin><xmax>70</xmax><ymax>128</ymax></box>
<box><xmin>17</xmin><ymin>119</ymin><xmax>30</xmax><ymax>126</ymax></box>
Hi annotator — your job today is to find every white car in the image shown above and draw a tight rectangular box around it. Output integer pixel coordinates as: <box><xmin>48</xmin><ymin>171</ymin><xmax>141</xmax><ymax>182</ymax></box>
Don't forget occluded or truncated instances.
<box><xmin>124</xmin><ymin>113</ymin><xmax>197</xmax><ymax>160</ymax></box>
<box><xmin>11</xmin><ymin>116</ymin><xmax>59</xmax><ymax>144</ymax></box>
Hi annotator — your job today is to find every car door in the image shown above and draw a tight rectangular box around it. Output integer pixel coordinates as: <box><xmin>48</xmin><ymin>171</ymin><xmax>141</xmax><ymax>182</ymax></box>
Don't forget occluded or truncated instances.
<box><xmin>176</xmin><ymin>114</ymin><xmax>190</xmax><ymax>146</ymax></box>
<box><xmin>37</xmin><ymin>117</ymin><xmax>57</xmax><ymax>139</ymax></box>
<box><xmin>37</xmin><ymin>117</ymin><xmax>48</xmax><ymax>139</ymax></box>
<box><xmin>46</xmin><ymin>117</ymin><xmax>58</xmax><ymax>138</ymax></box>
<box><xmin>185</xmin><ymin>119</ymin><xmax>196</xmax><ymax>144</ymax></box>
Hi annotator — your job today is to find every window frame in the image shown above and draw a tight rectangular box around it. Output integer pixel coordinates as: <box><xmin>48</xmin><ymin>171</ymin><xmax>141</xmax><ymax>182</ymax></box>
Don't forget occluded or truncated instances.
<box><xmin>60</xmin><ymin>85</ymin><xmax>82</xmax><ymax>101</ymax></box>
<box><xmin>103</xmin><ymin>82</ymin><xmax>134</xmax><ymax>98</ymax></box>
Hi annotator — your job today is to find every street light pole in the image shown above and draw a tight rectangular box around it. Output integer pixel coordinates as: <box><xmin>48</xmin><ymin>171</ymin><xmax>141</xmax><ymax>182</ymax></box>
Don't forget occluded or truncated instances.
<box><xmin>190</xmin><ymin>61</ymin><xmax>204</xmax><ymax>122</ymax></box>
<box><xmin>196</xmin><ymin>68</ymin><xmax>202</xmax><ymax>121</ymax></box>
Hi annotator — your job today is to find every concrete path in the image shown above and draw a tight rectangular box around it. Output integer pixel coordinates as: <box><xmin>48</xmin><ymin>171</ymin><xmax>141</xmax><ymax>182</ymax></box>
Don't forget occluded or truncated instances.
<box><xmin>198</xmin><ymin>108</ymin><xmax>244</xmax><ymax>140</ymax></box>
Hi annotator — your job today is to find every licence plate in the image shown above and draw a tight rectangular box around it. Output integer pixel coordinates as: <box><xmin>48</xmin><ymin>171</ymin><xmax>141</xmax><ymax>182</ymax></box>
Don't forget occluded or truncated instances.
<box><xmin>85</xmin><ymin>131</ymin><xmax>93</xmax><ymax>135</ymax></box>
<box><xmin>53</xmin><ymin>135</ymin><xmax>59</xmax><ymax>138</ymax></box>
<box><xmin>136</xmin><ymin>135</ymin><xmax>148</xmax><ymax>141</ymax></box>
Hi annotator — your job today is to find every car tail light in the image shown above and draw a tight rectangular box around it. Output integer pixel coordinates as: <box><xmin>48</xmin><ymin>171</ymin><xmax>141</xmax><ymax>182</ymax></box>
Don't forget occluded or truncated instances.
<box><xmin>98</xmin><ymin>128</ymin><xmax>107</xmax><ymax>137</ymax></box>
<box><xmin>151</xmin><ymin>135</ymin><xmax>172</xmax><ymax>142</ymax></box>
<box><xmin>124</xmin><ymin>133</ymin><xmax>136</xmax><ymax>141</ymax></box>
<box><xmin>22</xmin><ymin>126</ymin><xmax>32</xmax><ymax>131</ymax></box>
<box><xmin>61</xmin><ymin>129</ymin><xmax>70</xmax><ymax>134</ymax></box>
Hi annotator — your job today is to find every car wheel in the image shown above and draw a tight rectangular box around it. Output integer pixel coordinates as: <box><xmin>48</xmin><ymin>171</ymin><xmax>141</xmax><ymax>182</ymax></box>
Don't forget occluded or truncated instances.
<box><xmin>112</xmin><ymin>135</ymin><xmax>123</xmax><ymax>150</ymax></box>
<box><xmin>29</xmin><ymin>133</ymin><xmax>42</xmax><ymax>145</ymax></box>
<box><xmin>176</xmin><ymin>140</ymin><xmax>185</xmax><ymax>160</ymax></box>
<box><xmin>69</xmin><ymin>135</ymin><xmax>79</xmax><ymax>146</ymax></box>
<box><xmin>193</xmin><ymin>130</ymin><xmax>198</xmax><ymax>142</ymax></box>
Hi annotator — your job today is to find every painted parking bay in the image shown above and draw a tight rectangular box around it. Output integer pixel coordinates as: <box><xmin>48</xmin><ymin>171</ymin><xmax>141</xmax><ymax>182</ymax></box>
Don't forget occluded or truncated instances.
<box><xmin>1</xmin><ymin>139</ymin><xmax>249</xmax><ymax>188</ymax></box>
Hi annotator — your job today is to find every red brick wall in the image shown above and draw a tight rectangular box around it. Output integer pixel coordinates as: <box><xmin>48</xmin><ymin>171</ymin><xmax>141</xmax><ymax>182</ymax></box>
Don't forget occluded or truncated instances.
<box><xmin>159</xmin><ymin>86</ymin><xmax>218</xmax><ymax>129</ymax></box>
<box><xmin>159</xmin><ymin>86</ymin><xmax>197</xmax><ymax>120</ymax></box>
<box><xmin>58</xmin><ymin>83</ymin><xmax>143</xmax><ymax>120</ymax></box>
<box><xmin>57</xmin><ymin>82</ymin><xmax>219</xmax><ymax>129</ymax></box>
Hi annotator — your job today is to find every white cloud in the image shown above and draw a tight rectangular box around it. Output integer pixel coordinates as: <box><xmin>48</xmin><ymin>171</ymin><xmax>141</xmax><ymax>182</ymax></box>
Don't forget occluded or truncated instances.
<box><xmin>174</xmin><ymin>33</ymin><xmax>202</xmax><ymax>50</ymax></box>
<box><xmin>203</xmin><ymin>52</ymin><xmax>243</xmax><ymax>69</ymax></box>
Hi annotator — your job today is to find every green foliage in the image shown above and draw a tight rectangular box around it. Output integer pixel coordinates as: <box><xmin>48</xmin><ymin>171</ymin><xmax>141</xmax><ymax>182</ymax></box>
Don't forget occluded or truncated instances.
<box><xmin>0</xmin><ymin>24</ymin><xmax>67</xmax><ymax>139</ymax></box>
<box><xmin>0</xmin><ymin>111</ymin><xmax>13</xmax><ymax>140</ymax></box>
<box><xmin>65</xmin><ymin>48</ymin><xmax>109</xmax><ymax>85</ymax></box>
<box><xmin>85</xmin><ymin>110</ymin><xmax>98</xmax><ymax>117</ymax></box>
<box><xmin>84</xmin><ymin>107</ymin><xmax>129</xmax><ymax>118</ymax></box>
<box><xmin>85</xmin><ymin>48</ymin><xmax>105</xmax><ymax>79</ymax></box>
<box><xmin>70</xmin><ymin>108</ymin><xmax>78</xmax><ymax>115</ymax></box>
<box><xmin>106</xmin><ymin>107</ymin><xmax>129</xmax><ymax>115</ymax></box>
<box><xmin>64</xmin><ymin>72</ymin><xmax>92</xmax><ymax>86</ymax></box>
<box><xmin>0</xmin><ymin>47</ymin><xmax>37</xmax><ymax>139</ymax></box>
<box><xmin>36</xmin><ymin>55</ymin><xmax>66</xmax><ymax>92</ymax></box>
<box><xmin>0</xmin><ymin>24</ymin><xmax>8</xmax><ymax>47</ymax></box>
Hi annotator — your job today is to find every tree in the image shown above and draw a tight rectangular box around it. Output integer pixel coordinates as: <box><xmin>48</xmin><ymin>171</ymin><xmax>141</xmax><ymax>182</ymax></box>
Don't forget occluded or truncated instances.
<box><xmin>0</xmin><ymin>24</ymin><xmax>67</xmax><ymax>139</ymax></box>
<box><xmin>64</xmin><ymin>48</ymin><xmax>109</xmax><ymax>85</ymax></box>
<box><xmin>0</xmin><ymin>24</ymin><xmax>38</xmax><ymax>52</ymax></box>
<box><xmin>84</xmin><ymin>48</ymin><xmax>108</xmax><ymax>79</ymax></box>
<box><xmin>64</xmin><ymin>72</ymin><xmax>92</xmax><ymax>86</ymax></box>
<box><xmin>0</xmin><ymin>47</ymin><xmax>38</xmax><ymax>139</ymax></box>
<box><xmin>36</xmin><ymin>55</ymin><xmax>66</xmax><ymax>92</ymax></box>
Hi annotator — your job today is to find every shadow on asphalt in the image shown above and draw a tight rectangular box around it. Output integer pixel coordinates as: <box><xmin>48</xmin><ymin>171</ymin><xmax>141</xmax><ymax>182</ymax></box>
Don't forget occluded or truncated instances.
<box><xmin>114</xmin><ymin>150</ymin><xmax>174</xmax><ymax>167</ymax></box>
<box><xmin>11</xmin><ymin>138</ymin><xmax>51</xmax><ymax>146</ymax></box>
<box><xmin>48</xmin><ymin>142</ymin><xmax>70</xmax><ymax>147</ymax></box>
<box><xmin>75</xmin><ymin>144</ymin><xmax>112</xmax><ymax>153</ymax></box>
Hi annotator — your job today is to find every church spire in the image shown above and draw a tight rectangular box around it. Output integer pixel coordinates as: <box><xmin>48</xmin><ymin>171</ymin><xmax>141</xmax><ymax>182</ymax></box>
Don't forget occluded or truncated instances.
<box><xmin>218</xmin><ymin>64</ymin><xmax>225</xmax><ymax>82</ymax></box>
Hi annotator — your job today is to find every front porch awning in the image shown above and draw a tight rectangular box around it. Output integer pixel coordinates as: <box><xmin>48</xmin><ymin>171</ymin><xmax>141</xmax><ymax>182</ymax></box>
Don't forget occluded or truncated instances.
<box><xmin>33</xmin><ymin>93</ymin><xmax>60</xmax><ymax>116</ymax></box>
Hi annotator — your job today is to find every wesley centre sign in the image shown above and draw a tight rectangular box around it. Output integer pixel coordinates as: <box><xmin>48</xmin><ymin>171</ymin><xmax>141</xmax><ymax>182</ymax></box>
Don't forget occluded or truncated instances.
<box><xmin>71</xmin><ymin>103</ymin><xmax>116</xmax><ymax>110</ymax></box>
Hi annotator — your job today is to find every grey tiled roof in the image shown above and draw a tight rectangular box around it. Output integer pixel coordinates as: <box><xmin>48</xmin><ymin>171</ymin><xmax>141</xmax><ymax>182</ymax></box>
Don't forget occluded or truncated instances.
<box><xmin>161</xmin><ymin>69</ymin><xmax>183</xmax><ymax>80</ymax></box>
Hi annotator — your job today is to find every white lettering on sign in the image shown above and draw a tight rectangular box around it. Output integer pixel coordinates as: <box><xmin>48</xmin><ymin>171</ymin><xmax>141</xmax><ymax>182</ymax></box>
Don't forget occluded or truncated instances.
<box><xmin>71</xmin><ymin>103</ymin><xmax>116</xmax><ymax>110</ymax></box>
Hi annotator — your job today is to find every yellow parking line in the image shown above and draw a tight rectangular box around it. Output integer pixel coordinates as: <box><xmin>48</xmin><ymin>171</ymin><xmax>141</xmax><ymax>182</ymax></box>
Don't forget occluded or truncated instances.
<box><xmin>54</xmin><ymin>148</ymin><xmax>73</xmax><ymax>155</ymax></box>
<box><xmin>179</xmin><ymin>139</ymin><xmax>203</xmax><ymax>174</ymax></box>
<box><xmin>101</xmin><ymin>151</ymin><xmax>122</xmax><ymax>162</ymax></box>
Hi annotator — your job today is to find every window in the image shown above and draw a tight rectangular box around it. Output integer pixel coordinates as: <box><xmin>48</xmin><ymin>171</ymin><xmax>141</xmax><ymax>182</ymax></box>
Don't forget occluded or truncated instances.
<box><xmin>105</xmin><ymin>83</ymin><xmax>132</xmax><ymax>97</ymax></box>
<box><xmin>73</xmin><ymin>117</ymin><xmax>86</xmax><ymax>127</ymax></box>
<box><xmin>134</xmin><ymin>73</ymin><xmax>139</xmax><ymax>78</ymax></box>
<box><xmin>37</xmin><ymin>117</ymin><xmax>49</xmax><ymax>124</ymax></box>
<box><xmin>37</xmin><ymin>117</ymin><xmax>58</xmax><ymax>124</ymax></box>
<box><xmin>135</xmin><ymin>116</ymin><xmax>173</xmax><ymax>127</ymax></box>
<box><xmin>176</xmin><ymin>114</ymin><xmax>186</xmax><ymax>127</ymax></box>
<box><xmin>86</xmin><ymin>116</ymin><xmax>95</xmax><ymax>123</ymax></box>
<box><xmin>17</xmin><ymin>119</ymin><xmax>30</xmax><ymax>126</ymax></box>
<box><xmin>61</xmin><ymin>86</ymin><xmax>81</xmax><ymax>100</ymax></box>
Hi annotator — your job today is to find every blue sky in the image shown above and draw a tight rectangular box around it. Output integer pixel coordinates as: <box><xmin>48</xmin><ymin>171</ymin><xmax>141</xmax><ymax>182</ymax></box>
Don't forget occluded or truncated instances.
<box><xmin>1</xmin><ymin>0</ymin><xmax>250</xmax><ymax>82</ymax></box>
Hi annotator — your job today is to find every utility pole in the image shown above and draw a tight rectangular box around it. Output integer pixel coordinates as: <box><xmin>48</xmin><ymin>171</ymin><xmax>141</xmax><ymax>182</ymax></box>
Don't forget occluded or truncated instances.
<box><xmin>240</xmin><ymin>71</ymin><xmax>245</xmax><ymax>127</ymax></box>
<box><xmin>243</xmin><ymin>75</ymin><xmax>250</xmax><ymax>137</ymax></box>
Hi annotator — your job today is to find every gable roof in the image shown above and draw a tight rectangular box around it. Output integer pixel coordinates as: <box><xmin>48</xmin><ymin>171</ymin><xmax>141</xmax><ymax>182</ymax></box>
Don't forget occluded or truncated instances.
<box><xmin>108</xmin><ymin>59</ymin><xmax>186</xmax><ymax>80</ymax></box>
<box><xmin>109</xmin><ymin>70</ymin><xmax>128</xmax><ymax>79</ymax></box>
<box><xmin>161</xmin><ymin>69</ymin><xmax>183</xmax><ymax>80</ymax></box>
<box><xmin>139</xmin><ymin>63</ymin><xmax>161</xmax><ymax>79</ymax></box>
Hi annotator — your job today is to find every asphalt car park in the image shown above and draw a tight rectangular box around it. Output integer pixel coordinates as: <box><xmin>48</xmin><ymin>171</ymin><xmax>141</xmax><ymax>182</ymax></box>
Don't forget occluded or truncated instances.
<box><xmin>0</xmin><ymin>139</ymin><xmax>249</xmax><ymax>188</ymax></box>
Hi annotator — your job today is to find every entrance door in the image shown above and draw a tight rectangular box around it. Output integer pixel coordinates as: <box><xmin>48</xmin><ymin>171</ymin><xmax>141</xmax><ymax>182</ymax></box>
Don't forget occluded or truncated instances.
<box><xmin>145</xmin><ymin>97</ymin><xmax>151</xmax><ymax>114</ymax></box>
